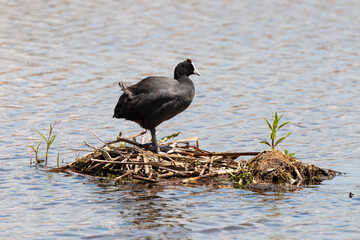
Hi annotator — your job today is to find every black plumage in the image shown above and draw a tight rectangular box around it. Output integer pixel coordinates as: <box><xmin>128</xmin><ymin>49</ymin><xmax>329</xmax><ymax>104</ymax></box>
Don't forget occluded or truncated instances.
<box><xmin>113</xmin><ymin>59</ymin><xmax>201</xmax><ymax>152</ymax></box>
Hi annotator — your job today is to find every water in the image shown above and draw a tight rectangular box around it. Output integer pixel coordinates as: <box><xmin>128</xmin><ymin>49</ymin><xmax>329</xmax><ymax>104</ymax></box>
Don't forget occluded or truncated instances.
<box><xmin>1</xmin><ymin>0</ymin><xmax>360</xmax><ymax>239</ymax></box>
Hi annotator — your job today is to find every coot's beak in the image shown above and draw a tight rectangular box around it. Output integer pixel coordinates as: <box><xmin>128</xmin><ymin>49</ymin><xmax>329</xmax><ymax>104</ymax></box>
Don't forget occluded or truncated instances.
<box><xmin>192</xmin><ymin>64</ymin><xmax>201</xmax><ymax>76</ymax></box>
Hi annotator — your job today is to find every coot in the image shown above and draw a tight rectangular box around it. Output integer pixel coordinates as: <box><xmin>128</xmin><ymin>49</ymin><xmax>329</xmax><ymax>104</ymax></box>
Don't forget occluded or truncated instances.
<box><xmin>113</xmin><ymin>59</ymin><xmax>201</xmax><ymax>153</ymax></box>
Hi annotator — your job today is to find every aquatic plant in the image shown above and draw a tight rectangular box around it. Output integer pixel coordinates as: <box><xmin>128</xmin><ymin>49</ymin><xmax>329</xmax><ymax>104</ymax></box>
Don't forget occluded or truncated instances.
<box><xmin>159</xmin><ymin>132</ymin><xmax>180</xmax><ymax>144</ymax></box>
<box><xmin>230</xmin><ymin>170</ymin><xmax>256</xmax><ymax>186</ymax></box>
<box><xmin>29</xmin><ymin>121</ymin><xmax>59</xmax><ymax>165</ymax></box>
<box><xmin>56</xmin><ymin>151</ymin><xmax>65</xmax><ymax>167</ymax></box>
<box><xmin>284</xmin><ymin>149</ymin><xmax>295</xmax><ymax>157</ymax></box>
<box><xmin>260</xmin><ymin>112</ymin><xmax>292</xmax><ymax>151</ymax></box>
<box><xmin>29</xmin><ymin>143</ymin><xmax>41</xmax><ymax>164</ymax></box>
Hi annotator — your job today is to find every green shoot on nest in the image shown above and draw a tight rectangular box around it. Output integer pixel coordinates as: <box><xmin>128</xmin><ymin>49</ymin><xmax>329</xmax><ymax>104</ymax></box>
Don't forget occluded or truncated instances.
<box><xmin>260</xmin><ymin>112</ymin><xmax>292</xmax><ymax>151</ymax></box>
<box><xmin>118</xmin><ymin>131</ymin><xmax>127</xmax><ymax>147</ymax></box>
<box><xmin>230</xmin><ymin>170</ymin><xmax>256</xmax><ymax>186</ymax></box>
<box><xmin>284</xmin><ymin>149</ymin><xmax>295</xmax><ymax>157</ymax></box>
<box><xmin>159</xmin><ymin>132</ymin><xmax>180</xmax><ymax>144</ymax></box>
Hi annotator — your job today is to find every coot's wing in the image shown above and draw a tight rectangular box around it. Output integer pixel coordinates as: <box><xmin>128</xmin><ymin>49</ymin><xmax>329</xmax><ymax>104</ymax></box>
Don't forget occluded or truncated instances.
<box><xmin>123</xmin><ymin>88</ymin><xmax>181</xmax><ymax>120</ymax></box>
<box><xmin>114</xmin><ymin>76</ymin><xmax>172</xmax><ymax>119</ymax></box>
<box><xmin>127</xmin><ymin>77</ymin><xmax>171</xmax><ymax>94</ymax></box>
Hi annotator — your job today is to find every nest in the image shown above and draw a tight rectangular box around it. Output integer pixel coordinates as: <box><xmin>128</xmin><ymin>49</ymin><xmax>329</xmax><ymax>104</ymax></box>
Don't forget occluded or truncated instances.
<box><xmin>53</xmin><ymin>131</ymin><xmax>339</xmax><ymax>189</ymax></box>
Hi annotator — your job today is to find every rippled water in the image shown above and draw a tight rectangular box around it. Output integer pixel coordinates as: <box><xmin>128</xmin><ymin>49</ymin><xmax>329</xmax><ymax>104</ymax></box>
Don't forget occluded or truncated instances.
<box><xmin>1</xmin><ymin>0</ymin><xmax>360</xmax><ymax>239</ymax></box>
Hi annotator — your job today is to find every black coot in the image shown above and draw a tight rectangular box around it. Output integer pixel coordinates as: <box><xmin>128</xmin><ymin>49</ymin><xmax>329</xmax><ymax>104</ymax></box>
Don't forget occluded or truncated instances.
<box><xmin>113</xmin><ymin>59</ymin><xmax>201</xmax><ymax>153</ymax></box>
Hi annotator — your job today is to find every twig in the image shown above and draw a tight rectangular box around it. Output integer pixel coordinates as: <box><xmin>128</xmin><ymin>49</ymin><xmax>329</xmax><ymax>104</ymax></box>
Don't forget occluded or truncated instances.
<box><xmin>191</xmin><ymin>152</ymin><xmax>261</xmax><ymax>157</ymax></box>
<box><xmin>144</xmin><ymin>155</ymin><xmax>150</xmax><ymax>175</ymax></box>
<box><xmin>181</xmin><ymin>172</ymin><xmax>219</xmax><ymax>183</ymax></box>
<box><xmin>83</xmin><ymin>140</ymin><xmax>114</xmax><ymax>161</ymax></box>
<box><xmin>127</xmin><ymin>131</ymin><xmax>147</xmax><ymax>140</ymax></box>
<box><xmin>89</xmin><ymin>159</ymin><xmax>173</xmax><ymax>166</ymax></box>
<box><xmin>209</xmin><ymin>156</ymin><xmax>215</xmax><ymax>172</ymax></box>
<box><xmin>114</xmin><ymin>171</ymin><xmax>133</xmax><ymax>182</ymax></box>
<box><xmin>106</xmin><ymin>131</ymin><xmax>147</xmax><ymax>145</ymax></box>
<box><xmin>134</xmin><ymin>156</ymin><xmax>142</xmax><ymax>174</ymax></box>
<box><xmin>293</xmin><ymin>166</ymin><xmax>303</xmax><ymax>185</ymax></box>
<box><xmin>117</xmin><ymin>137</ymin><xmax>147</xmax><ymax>148</ymax></box>
<box><xmin>84</xmin><ymin>140</ymin><xmax>97</xmax><ymax>150</ymax></box>
<box><xmin>158</xmin><ymin>166</ymin><xmax>190</xmax><ymax>176</ymax></box>
<box><xmin>68</xmin><ymin>148</ymin><xmax>94</xmax><ymax>152</ymax></box>
<box><xmin>132</xmin><ymin>174</ymin><xmax>157</xmax><ymax>183</ymax></box>
<box><xmin>88</xmin><ymin>129</ymin><xmax>127</xmax><ymax>157</ymax></box>
<box><xmin>88</xmin><ymin>129</ymin><xmax>109</xmax><ymax>146</ymax></box>
<box><xmin>87</xmin><ymin>163</ymin><xmax>102</xmax><ymax>171</ymax></box>
<box><xmin>101</xmin><ymin>149</ymin><xmax>112</xmax><ymax>161</ymax></box>
<box><xmin>158</xmin><ymin>172</ymin><xmax>175</xmax><ymax>178</ymax></box>
<box><xmin>199</xmin><ymin>164</ymin><xmax>207</xmax><ymax>176</ymax></box>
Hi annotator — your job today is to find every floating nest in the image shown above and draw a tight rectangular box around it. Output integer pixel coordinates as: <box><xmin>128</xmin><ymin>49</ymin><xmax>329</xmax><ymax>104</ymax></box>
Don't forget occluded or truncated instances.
<box><xmin>53</xmin><ymin>132</ymin><xmax>339</xmax><ymax>190</ymax></box>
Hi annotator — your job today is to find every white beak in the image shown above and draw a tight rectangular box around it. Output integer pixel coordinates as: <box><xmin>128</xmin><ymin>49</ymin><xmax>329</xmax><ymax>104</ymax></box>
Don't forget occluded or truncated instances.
<box><xmin>192</xmin><ymin>63</ymin><xmax>201</xmax><ymax>76</ymax></box>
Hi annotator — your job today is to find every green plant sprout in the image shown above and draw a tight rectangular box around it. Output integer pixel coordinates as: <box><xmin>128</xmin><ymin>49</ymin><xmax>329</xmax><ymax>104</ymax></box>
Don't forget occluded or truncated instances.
<box><xmin>159</xmin><ymin>132</ymin><xmax>180</xmax><ymax>144</ymax></box>
<box><xmin>230</xmin><ymin>170</ymin><xmax>256</xmax><ymax>186</ymax></box>
<box><xmin>29</xmin><ymin>121</ymin><xmax>59</xmax><ymax>165</ymax></box>
<box><xmin>56</xmin><ymin>151</ymin><xmax>65</xmax><ymax>167</ymax></box>
<box><xmin>29</xmin><ymin>143</ymin><xmax>41</xmax><ymax>164</ymax></box>
<box><xmin>117</xmin><ymin>131</ymin><xmax>127</xmax><ymax>147</ymax></box>
<box><xmin>260</xmin><ymin>112</ymin><xmax>292</xmax><ymax>151</ymax></box>
<box><xmin>284</xmin><ymin>149</ymin><xmax>295</xmax><ymax>157</ymax></box>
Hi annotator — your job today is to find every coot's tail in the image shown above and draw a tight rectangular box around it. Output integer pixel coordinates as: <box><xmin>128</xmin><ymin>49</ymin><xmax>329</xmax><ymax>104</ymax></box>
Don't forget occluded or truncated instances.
<box><xmin>113</xmin><ymin>82</ymin><xmax>131</xmax><ymax>118</ymax></box>
<box><xmin>113</xmin><ymin>95</ymin><xmax>125</xmax><ymax>118</ymax></box>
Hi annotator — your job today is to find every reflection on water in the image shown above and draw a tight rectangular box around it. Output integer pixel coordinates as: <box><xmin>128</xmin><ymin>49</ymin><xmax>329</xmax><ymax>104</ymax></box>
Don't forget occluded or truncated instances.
<box><xmin>1</xmin><ymin>0</ymin><xmax>360</xmax><ymax>239</ymax></box>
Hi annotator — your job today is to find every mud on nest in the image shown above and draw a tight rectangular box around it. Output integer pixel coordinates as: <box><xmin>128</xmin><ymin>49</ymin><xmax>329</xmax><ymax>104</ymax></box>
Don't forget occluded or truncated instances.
<box><xmin>232</xmin><ymin>150</ymin><xmax>339</xmax><ymax>188</ymax></box>
<box><xmin>53</xmin><ymin>132</ymin><xmax>339</xmax><ymax>189</ymax></box>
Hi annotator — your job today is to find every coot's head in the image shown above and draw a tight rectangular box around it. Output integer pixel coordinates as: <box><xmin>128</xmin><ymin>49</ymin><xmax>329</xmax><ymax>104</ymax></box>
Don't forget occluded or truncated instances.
<box><xmin>174</xmin><ymin>58</ymin><xmax>201</xmax><ymax>79</ymax></box>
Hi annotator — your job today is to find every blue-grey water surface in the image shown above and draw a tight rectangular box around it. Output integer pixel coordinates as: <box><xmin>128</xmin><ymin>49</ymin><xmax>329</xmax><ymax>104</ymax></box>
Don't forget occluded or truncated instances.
<box><xmin>1</xmin><ymin>0</ymin><xmax>360</xmax><ymax>239</ymax></box>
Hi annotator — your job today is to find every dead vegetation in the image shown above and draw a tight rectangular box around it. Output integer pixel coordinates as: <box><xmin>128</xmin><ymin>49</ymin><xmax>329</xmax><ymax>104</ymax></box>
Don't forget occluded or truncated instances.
<box><xmin>231</xmin><ymin>150</ymin><xmax>338</xmax><ymax>188</ymax></box>
<box><xmin>53</xmin><ymin>132</ymin><xmax>339</xmax><ymax>189</ymax></box>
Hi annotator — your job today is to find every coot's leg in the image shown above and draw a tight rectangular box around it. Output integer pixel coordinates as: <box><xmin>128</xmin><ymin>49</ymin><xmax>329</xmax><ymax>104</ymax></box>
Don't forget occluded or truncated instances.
<box><xmin>150</xmin><ymin>128</ymin><xmax>160</xmax><ymax>153</ymax></box>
